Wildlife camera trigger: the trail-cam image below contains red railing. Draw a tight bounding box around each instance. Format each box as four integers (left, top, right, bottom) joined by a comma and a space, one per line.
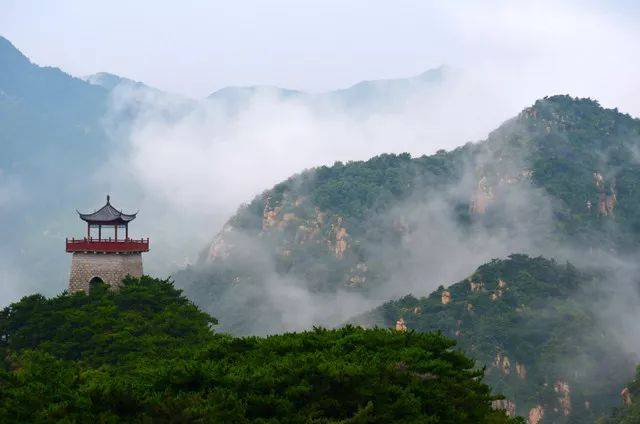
66, 238, 150, 253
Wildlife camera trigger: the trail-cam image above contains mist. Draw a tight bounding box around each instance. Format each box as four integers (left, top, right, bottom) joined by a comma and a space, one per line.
92, 21, 640, 335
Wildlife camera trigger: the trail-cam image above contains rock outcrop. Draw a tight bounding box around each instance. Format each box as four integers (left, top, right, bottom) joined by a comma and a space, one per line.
622, 387, 633, 406
494, 352, 511, 375
528, 405, 544, 424
330, 217, 349, 259
395, 318, 407, 332
593, 172, 617, 216
554, 380, 571, 416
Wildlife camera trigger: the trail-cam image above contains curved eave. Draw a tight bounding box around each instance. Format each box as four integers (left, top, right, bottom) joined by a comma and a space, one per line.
77, 212, 137, 225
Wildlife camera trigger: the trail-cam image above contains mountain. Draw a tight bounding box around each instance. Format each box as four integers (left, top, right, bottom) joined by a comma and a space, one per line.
0, 36, 108, 173
176, 95, 640, 334
0, 36, 114, 295
84, 71, 153, 91
205, 66, 448, 115
324, 66, 447, 110
353, 254, 637, 422
174, 95, 640, 421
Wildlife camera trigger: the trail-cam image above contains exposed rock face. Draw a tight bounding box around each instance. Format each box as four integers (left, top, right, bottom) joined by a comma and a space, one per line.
330, 217, 349, 259
494, 352, 511, 375
262, 194, 282, 230
346, 275, 365, 287
593, 171, 604, 189
206, 223, 234, 260
528, 405, 544, 424
469, 170, 533, 215
294, 208, 324, 244
469, 280, 485, 292
470, 176, 493, 214
491, 399, 516, 417
554, 380, 572, 416
282, 212, 298, 223
395, 318, 407, 332
441, 290, 451, 305
346, 263, 368, 287
491, 278, 508, 300
593, 171, 617, 216
622, 387, 633, 406
516, 362, 527, 379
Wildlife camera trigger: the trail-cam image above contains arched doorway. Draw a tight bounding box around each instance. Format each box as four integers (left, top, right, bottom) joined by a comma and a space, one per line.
88, 276, 105, 291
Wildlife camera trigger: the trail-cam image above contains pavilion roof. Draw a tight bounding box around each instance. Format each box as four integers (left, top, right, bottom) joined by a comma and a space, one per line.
77, 196, 137, 225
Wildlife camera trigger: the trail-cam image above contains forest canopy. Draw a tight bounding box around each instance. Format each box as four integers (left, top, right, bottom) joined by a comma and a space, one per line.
0, 276, 519, 423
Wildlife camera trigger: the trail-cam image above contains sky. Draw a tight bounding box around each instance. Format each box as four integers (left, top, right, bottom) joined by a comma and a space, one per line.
2, 0, 639, 99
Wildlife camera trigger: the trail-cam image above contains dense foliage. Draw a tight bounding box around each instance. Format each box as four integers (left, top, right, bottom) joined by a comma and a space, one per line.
0, 276, 217, 366
355, 255, 636, 422
0, 277, 518, 423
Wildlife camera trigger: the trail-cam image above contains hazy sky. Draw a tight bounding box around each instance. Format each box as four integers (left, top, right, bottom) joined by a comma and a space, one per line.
3, 0, 639, 98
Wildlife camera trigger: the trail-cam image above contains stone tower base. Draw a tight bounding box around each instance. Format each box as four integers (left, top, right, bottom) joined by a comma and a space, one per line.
69, 252, 143, 293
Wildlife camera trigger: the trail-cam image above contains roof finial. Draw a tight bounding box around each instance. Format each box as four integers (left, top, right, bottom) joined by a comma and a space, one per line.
107, 195, 110, 204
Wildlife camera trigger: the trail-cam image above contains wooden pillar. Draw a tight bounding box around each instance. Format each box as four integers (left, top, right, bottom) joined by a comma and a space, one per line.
115, 225, 118, 241
98, 225, 102, 240
125, 224, 129, 240
87, 224, 90, 239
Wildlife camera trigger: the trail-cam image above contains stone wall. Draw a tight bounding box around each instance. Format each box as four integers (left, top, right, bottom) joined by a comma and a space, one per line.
69, 252, 143, 293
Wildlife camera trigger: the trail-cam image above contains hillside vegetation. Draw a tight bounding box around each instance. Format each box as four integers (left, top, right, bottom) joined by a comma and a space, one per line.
0, 277, 517, 423
178, 95, 640, 334
354, 255, 636, 422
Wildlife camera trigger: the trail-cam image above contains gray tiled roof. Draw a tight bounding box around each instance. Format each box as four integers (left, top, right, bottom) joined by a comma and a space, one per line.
78, 196, 137, 224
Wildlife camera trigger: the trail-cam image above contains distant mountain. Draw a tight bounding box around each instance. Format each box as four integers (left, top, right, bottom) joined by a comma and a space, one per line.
207, 85, 306, 114
0, 36, 115, 294
0, 36, 108, 172
353, 254, 636, 422
205, 66, 448, 114
325, 66, 447, 110
85, 72, 154, 92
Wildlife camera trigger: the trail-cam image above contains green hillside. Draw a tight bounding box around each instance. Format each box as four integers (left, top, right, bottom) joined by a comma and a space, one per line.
354, 255, 636, 422
177, 95, 640, 335
0, 277, 517, 423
